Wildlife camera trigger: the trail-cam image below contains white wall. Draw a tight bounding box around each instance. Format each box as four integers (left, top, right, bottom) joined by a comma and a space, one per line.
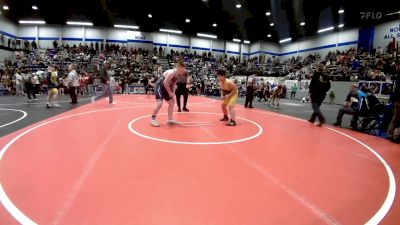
260, 42, 280, 57
249, 42, 261, 58
105, 28, 127, 46
61, 26, 83, 46
280, 28, 359, 60
242, 44, 249, 54
168, 34, 190, 51
18, 25, 36, 40
85, 27, 104, 41
127, 30, 152, 50
241, 44, 250, 61
211, 39, 225, 56
38, 26, 60, 49
191, 37, 211, 53
226, 41, 240, 58
373, 20, 400, 50
280, 42, 299, 61
152, 32, 167, 45
0, 16, 17, 38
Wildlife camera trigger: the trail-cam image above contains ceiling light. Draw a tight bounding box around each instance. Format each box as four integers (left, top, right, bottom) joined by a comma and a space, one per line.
213, 23, 217, 27
3, 5, 9, 10
317, 26, 334, 33
270, 23, 274, 26
197, 33, 217, 39
236, 4, 242, 8
338, 24, 344, 28
19, 20, 46, 24
185, 18, 190, 23
66, 21, 93, 26
32, 5, 38, 10
159, 28, 182, 34
114, 24, 139, 29
279, 38, 292, 43
300, 22, 305, 26
267, 34, 272, 38
338, 9, 344, 14
233, 39, 241, 42
386, 11, 400, 16
266, 12, 271, 16
148, 14, 152, 18
244, 40, 250, 44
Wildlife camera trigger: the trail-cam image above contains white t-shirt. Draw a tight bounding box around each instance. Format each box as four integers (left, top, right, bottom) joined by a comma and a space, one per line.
32, 75, 39, 85
15, 73, 22, 85
110, 76, 116, 87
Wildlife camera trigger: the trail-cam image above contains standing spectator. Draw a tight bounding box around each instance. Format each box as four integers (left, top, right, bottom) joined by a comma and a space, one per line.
53, 40, 58, 49
58, 76, 65, 95
86, 73, 94, 95
31, 40, 37, 50
142, 75, 150, 95
109, 75, 116, 94
78, 75, 87, 95
290, 82, 298, 100
121, 76, 126, 95
91, 62, 116, 104
31, 72, 40, 95
24, 40, 29, 50
15, 69, 23, 96
244, 74, 256, 108
308, 63, 330, 126
67, 64, 79, 104
22, 69, 37, 102
387, 73, 400, 142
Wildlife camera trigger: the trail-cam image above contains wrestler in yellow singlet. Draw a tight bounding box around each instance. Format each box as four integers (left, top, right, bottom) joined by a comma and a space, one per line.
217, 69, 238, 126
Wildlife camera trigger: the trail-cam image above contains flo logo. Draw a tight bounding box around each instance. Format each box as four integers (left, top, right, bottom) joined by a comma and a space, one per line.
360, 12, 382, 20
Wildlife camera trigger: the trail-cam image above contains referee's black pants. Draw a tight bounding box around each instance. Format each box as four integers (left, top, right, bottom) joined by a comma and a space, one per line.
245, 86, 254, 107
176, 83, 189, 110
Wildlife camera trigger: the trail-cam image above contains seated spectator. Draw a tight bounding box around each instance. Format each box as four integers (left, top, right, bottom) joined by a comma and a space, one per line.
333, 84, 360, 128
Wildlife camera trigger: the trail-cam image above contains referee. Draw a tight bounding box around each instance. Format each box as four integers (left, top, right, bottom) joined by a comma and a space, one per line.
175, 71, 190, 112
245, 74, 256, 108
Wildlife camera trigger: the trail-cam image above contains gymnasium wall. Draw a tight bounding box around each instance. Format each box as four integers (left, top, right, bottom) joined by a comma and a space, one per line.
0, 16, 18, 39
278, 28, 359, 61
1, 14, 398, 63
211, 39, 225, 56
373, 20, 400, 50
38, 26, 61, 49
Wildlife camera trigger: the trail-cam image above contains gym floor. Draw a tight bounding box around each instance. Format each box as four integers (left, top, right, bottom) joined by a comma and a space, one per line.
0, 94, 399, 225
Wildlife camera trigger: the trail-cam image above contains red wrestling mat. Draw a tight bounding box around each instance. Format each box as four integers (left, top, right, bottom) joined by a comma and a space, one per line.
0, 95, 399, 225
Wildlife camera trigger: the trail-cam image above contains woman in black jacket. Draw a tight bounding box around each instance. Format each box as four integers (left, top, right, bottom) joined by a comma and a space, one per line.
308, 63, 331, 126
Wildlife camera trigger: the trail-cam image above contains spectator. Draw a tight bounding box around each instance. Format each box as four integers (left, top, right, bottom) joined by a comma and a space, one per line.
14, 69, 23, 96
91, 62, 116, 104
67, 64, 79, 104
333, 84, 360, 128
